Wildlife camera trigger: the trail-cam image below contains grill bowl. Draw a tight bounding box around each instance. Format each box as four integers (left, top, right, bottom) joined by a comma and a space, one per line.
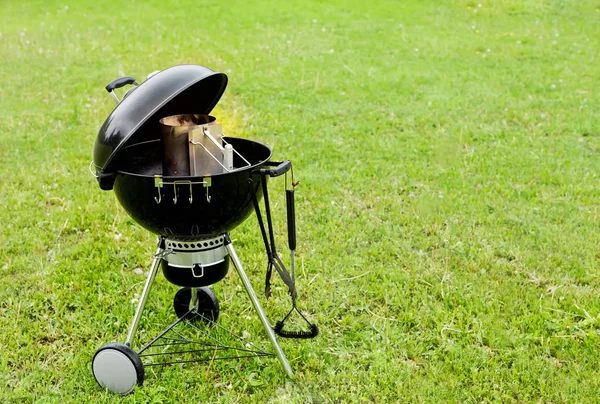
111, 137, 271, 240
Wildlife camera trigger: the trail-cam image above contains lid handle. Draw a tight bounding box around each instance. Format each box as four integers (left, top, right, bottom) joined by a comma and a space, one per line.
105, 76, 139, 103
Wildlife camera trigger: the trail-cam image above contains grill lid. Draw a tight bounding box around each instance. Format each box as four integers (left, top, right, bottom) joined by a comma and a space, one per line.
93, 65, 228, 179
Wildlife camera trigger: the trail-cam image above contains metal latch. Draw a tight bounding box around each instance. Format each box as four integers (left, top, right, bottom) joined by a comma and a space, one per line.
191, 264, 204, 278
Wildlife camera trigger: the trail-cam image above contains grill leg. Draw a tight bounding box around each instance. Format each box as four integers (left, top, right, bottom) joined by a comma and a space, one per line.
190, 287, 199, 311
224, 236, 294, 378
124, 238, 164, 347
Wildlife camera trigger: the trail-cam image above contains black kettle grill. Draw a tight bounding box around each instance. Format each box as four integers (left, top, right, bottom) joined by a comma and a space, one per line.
89, 65, 317, 395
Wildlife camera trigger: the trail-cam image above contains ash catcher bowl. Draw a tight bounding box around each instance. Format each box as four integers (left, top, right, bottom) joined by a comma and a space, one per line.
89, 65, 317, 395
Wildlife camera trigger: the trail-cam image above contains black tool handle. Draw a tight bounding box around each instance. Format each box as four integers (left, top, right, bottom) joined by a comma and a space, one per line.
105, 76, 137, 93
286, 189, 296, 251
256, 160, 291, 177
274, 322, 319, 339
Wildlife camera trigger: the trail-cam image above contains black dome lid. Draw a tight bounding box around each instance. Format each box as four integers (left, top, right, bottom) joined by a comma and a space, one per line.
93, 65, 227, 174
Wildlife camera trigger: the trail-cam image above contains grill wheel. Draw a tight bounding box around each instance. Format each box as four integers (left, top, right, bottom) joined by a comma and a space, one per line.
173, 286, 219, 323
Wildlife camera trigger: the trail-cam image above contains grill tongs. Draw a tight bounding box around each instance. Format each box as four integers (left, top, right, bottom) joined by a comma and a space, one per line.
251, 161, 319, 339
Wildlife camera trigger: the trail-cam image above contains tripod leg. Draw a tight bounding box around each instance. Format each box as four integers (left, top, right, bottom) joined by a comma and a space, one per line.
224, 236, 294, 378
125, 238, 164, 348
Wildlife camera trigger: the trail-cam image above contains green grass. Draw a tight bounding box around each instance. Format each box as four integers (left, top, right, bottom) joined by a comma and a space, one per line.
1, 0, 600, 401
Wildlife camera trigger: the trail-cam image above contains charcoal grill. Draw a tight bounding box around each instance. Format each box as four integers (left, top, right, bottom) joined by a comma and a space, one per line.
89, 65, 317, 395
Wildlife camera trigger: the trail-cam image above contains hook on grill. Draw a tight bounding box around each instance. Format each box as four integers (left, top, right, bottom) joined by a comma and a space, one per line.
154, 176, 212, 205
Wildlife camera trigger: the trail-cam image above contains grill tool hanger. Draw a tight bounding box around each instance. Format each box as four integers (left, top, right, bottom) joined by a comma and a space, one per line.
154, 176, 212, 205
251, 161, 319, 339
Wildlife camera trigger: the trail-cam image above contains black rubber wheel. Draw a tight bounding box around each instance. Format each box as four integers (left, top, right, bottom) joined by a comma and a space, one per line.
92, 342, 144, 395
173, 286, 219, 323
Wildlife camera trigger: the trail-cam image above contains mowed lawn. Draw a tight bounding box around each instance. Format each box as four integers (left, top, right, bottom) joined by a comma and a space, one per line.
1, 0, 599, 402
